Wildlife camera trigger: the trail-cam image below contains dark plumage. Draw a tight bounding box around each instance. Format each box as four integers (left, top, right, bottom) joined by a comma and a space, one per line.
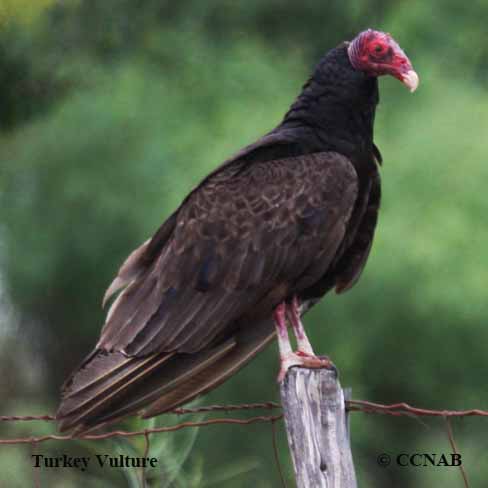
57, 30, 418, 433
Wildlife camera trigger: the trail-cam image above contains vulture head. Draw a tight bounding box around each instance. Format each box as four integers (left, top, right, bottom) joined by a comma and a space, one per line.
348, 29, 419, 92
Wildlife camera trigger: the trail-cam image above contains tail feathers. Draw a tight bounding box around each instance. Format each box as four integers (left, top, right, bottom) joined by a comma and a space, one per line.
88, 337, 238, 432
57, 319, 276, 434
57, 351, 174, 433
142, 319, 275, 417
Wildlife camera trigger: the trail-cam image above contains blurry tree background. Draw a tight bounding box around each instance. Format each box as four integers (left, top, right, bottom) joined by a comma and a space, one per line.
1, 1, 488, 487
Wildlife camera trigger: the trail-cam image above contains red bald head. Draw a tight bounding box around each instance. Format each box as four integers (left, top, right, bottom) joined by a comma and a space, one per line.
348, 29, 419, 92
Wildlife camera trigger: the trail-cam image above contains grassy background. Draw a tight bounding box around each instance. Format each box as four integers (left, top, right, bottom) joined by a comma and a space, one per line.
1, 1, 487, 486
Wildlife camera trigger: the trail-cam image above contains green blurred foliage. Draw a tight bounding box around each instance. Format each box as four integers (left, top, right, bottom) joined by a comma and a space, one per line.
1, 1, 488, 487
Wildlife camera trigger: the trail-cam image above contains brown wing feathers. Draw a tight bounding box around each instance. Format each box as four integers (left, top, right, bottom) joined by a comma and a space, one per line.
57, 151, 359, 433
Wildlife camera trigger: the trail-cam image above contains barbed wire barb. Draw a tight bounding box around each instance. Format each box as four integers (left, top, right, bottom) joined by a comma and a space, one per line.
2, 399, 488, 446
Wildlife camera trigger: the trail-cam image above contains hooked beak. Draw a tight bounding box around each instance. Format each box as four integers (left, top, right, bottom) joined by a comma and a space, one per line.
400, 70, 419, 93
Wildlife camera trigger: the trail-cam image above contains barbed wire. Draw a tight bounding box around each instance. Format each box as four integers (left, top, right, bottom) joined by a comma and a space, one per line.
0, 415, 284, 445
1, 399, 487, 446
2, 398, 479, 488
347, 400, 488, 418
0, 402, 282, 424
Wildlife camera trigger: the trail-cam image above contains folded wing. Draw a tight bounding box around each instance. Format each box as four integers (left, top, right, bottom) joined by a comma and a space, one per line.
57, 150, 358, 432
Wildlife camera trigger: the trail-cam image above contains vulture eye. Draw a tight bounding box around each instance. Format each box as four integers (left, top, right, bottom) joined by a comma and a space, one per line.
374, 44, 383, 53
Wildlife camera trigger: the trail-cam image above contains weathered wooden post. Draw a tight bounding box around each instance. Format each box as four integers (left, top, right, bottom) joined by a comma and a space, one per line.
280, 368, 357, 487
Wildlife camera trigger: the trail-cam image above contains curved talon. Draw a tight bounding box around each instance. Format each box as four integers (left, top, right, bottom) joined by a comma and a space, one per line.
277, 352, 333, 383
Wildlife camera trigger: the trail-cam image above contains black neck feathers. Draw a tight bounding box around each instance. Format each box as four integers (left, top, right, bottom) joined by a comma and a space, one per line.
279, 44, 379, 166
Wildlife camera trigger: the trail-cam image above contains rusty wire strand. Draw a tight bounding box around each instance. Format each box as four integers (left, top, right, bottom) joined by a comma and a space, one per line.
0, 414, 284, 445
1, 399, 488, 446
346, 400, 488, 417
0, 402, 282, 423
3, 399, 488, 424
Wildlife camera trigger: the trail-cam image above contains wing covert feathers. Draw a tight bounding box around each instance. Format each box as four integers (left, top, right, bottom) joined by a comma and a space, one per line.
58, 150, 363, 433
97, 152, 358, 356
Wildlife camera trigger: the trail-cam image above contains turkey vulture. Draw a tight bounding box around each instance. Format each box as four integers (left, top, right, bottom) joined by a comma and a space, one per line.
57, 29, 418, 433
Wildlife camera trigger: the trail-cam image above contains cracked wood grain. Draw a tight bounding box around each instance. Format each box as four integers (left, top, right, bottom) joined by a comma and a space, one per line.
280, 368, 357, 488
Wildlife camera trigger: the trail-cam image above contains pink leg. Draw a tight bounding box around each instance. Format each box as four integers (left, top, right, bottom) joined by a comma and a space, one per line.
274, 302, 292, 356
288, 295, 315, 356
274, 299, 332, 383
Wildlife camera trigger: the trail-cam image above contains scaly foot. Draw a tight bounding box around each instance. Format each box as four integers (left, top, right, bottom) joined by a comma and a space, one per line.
277, 352, 334, 383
